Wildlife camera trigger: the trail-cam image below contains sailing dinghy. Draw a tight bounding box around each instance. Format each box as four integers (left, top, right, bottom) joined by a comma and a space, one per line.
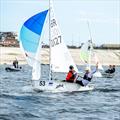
79, 21, 104, 78
5, 67, 21, 72
80, 40, 104, 77
19, 0, 94, 92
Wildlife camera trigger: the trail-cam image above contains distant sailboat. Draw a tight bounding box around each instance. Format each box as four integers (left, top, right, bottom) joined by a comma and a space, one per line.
80, 21, 104, 77
19, 0, 94, 92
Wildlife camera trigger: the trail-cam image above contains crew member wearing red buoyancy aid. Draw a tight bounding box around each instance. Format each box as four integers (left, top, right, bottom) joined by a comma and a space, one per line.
66, 64, 98, 86
66, 65, 78, 82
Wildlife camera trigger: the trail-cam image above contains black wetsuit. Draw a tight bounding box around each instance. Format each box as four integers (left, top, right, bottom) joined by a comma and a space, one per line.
105, 68, 115, 74
76, 68, 97, 86
13, 60, 18, 68
76, 73, 92, 86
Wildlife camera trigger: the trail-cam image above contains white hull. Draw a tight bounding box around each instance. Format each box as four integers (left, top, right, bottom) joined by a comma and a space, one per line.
32, 80, 94, 93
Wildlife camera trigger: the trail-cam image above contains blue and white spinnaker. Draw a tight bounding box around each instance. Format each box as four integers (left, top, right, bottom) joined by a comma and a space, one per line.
20, 10, 48, 80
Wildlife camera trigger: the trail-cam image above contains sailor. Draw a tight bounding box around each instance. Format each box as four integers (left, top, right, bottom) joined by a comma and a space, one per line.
105, 65, 112, 73
66, 64, 98, 86
13, 58, 18, 68
66, 65, 78, 83
76, 64, 98, 86
111, 65, 115, 73
105, 65, 115, 74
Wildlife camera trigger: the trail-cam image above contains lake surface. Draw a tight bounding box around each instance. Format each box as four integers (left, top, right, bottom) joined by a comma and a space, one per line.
0, 65, 120, 120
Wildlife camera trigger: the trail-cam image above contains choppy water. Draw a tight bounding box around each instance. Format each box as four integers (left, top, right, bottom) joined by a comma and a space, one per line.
0, 65, 120, 120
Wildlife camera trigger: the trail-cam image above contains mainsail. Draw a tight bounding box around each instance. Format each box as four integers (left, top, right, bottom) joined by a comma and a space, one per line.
20, 10, 48, 80
80, 40, 103, 77
80, 40, 93, 68
50, 2, 78, 73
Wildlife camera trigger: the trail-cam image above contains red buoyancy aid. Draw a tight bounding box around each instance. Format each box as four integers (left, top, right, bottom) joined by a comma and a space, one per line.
66, 70, 76, 82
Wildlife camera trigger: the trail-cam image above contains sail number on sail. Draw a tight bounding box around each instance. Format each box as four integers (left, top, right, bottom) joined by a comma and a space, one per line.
51, 35, 61, 47
51, 19, 57, 28
51, 19, 62, 47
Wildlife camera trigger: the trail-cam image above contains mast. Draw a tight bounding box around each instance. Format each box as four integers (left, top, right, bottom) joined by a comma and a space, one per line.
87, 21, 92, 42
88, 41, 92, 70
49, 0, 53, 83
87, 21, 92, 69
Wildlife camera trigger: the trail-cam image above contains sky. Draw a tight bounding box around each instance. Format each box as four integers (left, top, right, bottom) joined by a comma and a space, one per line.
0, 0, 120, 46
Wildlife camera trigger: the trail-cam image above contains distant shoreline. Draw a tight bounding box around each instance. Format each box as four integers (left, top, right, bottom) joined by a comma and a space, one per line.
1, 46, 120, 50
0, 47, 120, 65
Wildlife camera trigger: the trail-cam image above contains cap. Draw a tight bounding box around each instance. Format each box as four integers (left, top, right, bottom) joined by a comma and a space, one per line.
85, 67, 90, 71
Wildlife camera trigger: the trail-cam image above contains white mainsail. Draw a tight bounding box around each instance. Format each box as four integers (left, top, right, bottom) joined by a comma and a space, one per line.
80, 40, 103, 77
50, 2, 78, 73
80, 40, 93, 67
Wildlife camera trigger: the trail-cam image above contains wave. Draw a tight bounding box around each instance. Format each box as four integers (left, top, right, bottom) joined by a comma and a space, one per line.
95, 88, 120, 92
0, 93, 35, 101
0, 112, 40, 120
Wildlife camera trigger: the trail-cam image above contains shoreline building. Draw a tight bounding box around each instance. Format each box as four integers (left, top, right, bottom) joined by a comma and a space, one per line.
0, 32, 19, 47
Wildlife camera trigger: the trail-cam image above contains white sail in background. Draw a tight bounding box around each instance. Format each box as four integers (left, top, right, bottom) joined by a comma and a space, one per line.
93, 53, 104, 70
93, 71, 102, 77
93, 53, 103, 77
80, 40, 103, 77
80, 40, 93, 66
50, 2, 78, 73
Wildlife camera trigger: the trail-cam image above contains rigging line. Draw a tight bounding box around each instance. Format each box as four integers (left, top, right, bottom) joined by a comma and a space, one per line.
87, 21, 93, 42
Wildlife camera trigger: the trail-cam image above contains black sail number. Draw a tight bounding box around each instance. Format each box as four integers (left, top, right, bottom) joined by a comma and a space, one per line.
39, 81, 45, 86
51, 36, 62, 47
